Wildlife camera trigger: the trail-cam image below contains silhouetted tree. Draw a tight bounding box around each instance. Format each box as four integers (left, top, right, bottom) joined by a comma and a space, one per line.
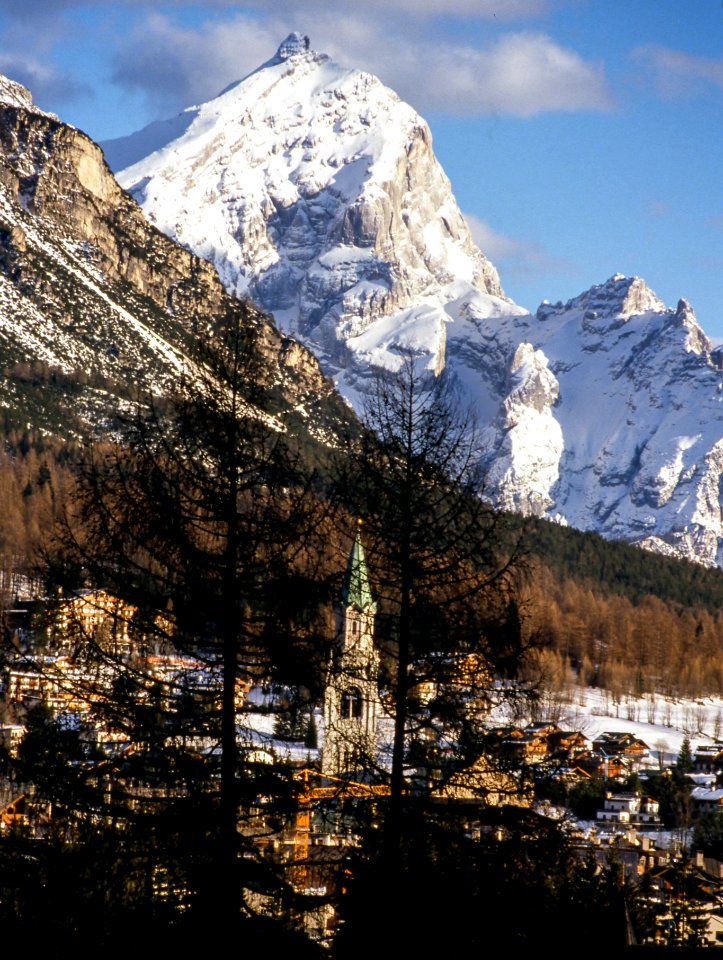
331, 355, 534, 951
34, 301, 329, 936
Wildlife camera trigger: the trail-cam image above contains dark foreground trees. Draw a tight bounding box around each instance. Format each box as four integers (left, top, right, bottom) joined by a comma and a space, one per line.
326, 355, 551, 949
10, 301, 330, 941
325, 356, 648, 953
1, 331, 648, 950
339, 355, 528, 813
334, 805, 645, 956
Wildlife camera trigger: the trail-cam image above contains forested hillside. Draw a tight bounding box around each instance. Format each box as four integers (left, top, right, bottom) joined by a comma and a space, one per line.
3, 429, 723, 707
524, 516, 723, 610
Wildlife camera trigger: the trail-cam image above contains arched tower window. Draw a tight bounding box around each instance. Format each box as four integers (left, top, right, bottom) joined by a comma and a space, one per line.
340, 688, 363, 720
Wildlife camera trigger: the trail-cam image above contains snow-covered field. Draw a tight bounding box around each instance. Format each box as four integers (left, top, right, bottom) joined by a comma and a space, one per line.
504, 687, 723, 767
243, 684, 723, 769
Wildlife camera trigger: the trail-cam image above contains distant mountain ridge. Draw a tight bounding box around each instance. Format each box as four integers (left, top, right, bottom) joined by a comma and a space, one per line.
105, 35, 723, 568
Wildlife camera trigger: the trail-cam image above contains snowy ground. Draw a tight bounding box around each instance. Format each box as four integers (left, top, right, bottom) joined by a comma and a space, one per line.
242, 685, 723, 770
495, 686, 723, 768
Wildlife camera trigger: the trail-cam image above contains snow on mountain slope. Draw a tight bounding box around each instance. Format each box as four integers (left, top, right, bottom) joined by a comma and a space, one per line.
0, 75, 56, 119
0, 73, 344, 439
110, 33, 510, 382
478, 275, 723, 566
108, 36, 723, 567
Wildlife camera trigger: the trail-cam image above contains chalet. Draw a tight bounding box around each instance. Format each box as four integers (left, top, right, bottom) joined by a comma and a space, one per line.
691, 786, 723, 815
0, 790, 51, 836
576, 751, 626, 780
525, 721, 560, 738
0, 723, 26, 756
547, 729, 590, 759
432, 752, 533, 807
694, 743, 723, 774
593, 732, 650, 760
6, 656, 93, 714
646, 859, 723, 946
596, 792, 661, 826
53, 588, 136, 656
504, 731, 550, 762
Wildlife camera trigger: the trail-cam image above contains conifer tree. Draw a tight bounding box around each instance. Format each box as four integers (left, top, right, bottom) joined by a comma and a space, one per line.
677, 735, 694, 774
36, 301, 329, 937
331, 354, 532, 952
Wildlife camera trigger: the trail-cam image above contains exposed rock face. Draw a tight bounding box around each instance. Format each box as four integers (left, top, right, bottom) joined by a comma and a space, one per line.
109, 35, 508, 385
482, 274, 723, 566
101, 45, 723, 568
481, 342, 563, 517
0, 76, 54, 116
0, 79, 343, 437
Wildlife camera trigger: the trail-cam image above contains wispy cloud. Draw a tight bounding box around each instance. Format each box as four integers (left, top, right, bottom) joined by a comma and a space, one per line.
334, 26, 613, 117
0, 52, 87, 105
465, 213, 573, 279
633, 44, 723, 100
109, 10, 612, 119
0, 0, 548, 20
110, 13, 287, 111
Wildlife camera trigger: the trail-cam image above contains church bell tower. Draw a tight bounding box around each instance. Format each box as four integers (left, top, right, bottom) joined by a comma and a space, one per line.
321, 524, 380, 776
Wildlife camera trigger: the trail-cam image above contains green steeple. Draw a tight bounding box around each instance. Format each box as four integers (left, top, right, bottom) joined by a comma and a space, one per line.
342, 525, 376, 612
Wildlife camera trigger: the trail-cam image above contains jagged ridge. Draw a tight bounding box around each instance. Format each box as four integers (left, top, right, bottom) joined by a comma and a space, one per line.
0, 82, 347, 441
11, 40, 716, 570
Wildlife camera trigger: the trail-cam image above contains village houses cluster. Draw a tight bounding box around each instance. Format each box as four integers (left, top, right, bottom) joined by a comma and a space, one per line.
3, 532, 723, 945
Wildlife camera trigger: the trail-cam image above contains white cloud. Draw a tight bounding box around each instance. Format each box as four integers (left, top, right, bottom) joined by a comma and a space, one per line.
110, 11, 613, 119
465, 213, 572, 278
0, 0, 548, 20
111, 12, 287, 110
0, 51, 86, 105
633, 45, 723, 100
387, 30, 613, 116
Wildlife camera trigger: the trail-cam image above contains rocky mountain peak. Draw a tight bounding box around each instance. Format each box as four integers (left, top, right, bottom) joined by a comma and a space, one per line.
0, 81, 344, 439
537, 274, 665, 326
101, 44, 723, 570
674, 297, 711, 355
110, 39, 508, 384
276, 32, 314, 61
0, 74, 56, 120
617, 275, 665, 318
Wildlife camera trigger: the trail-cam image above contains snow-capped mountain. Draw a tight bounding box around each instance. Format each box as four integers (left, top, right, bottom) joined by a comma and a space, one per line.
478, 275, 723, 566
107, 33, 513, 400
0, 72, 344, 439
103, 35, 723, 567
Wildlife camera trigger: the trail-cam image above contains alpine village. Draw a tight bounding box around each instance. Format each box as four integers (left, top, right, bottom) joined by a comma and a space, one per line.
3, 30, 723, 955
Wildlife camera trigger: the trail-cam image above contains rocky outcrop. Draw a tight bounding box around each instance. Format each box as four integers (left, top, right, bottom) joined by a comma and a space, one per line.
111, 35, 507, 377
0, 77, 343, 437
482, 343, 563, 517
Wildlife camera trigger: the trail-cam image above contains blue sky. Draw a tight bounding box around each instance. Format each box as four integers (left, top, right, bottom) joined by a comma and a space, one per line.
0, 0, 720, 335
